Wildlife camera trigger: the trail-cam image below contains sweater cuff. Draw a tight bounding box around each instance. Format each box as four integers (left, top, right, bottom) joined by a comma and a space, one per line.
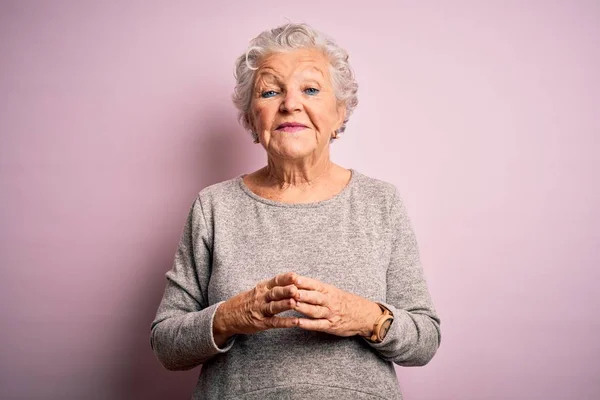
360, 302, 415, 355
204, 301, 236, 353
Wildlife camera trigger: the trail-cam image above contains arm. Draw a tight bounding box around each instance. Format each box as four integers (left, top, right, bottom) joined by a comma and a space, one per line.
364, 189, 441, 366
150, 196, 235, 371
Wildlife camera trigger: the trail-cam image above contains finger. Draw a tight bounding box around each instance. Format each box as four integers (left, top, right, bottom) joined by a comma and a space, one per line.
266, 272, 298, 289
296, 289, 327, 306
261, 298, 297, 316
297, 318, 331, 332
264, 316, 299, 329
265, 284, 298, 302
295, 302, 330, 319
294, 275, 327, 292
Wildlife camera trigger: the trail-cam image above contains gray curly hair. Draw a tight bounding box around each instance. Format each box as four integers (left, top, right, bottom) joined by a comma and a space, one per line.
232, 23, 359, 142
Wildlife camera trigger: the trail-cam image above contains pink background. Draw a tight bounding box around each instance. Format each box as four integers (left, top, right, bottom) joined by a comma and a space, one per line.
1, 1, 599, 399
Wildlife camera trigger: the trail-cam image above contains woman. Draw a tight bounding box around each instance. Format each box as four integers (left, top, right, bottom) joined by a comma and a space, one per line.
151, 23, 441, 399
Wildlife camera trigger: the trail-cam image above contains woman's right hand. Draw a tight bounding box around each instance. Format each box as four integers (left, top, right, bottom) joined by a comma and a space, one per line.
212, 272, 301, 347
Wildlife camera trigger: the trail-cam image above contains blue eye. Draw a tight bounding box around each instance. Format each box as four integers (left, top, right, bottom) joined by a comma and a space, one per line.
304, 87, 320, 96
261, 90, 278, 98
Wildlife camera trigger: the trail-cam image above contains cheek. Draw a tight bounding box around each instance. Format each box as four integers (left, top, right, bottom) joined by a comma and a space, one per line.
253, 105, 276, 130
310, 101, 340, 131
250, 108, 264, 130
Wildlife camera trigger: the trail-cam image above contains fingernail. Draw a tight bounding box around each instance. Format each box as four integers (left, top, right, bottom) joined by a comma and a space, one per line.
297, 278, 302, 284
296, 302, 302, 307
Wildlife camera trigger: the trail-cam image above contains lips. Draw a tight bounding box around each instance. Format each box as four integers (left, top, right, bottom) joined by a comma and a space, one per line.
276, 122, 308, 133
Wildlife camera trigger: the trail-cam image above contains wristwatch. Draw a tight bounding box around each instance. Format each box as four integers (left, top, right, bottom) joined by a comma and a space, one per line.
365, 303, 394, 343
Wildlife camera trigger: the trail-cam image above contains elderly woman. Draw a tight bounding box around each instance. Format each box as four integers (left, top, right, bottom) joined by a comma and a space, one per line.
151, 23, 441, 399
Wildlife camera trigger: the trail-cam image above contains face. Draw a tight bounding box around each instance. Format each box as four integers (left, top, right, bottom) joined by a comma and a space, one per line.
249, 48, 346, 161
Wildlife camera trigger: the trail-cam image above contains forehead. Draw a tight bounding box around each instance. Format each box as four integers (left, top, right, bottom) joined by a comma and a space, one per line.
255, 48, 331, 81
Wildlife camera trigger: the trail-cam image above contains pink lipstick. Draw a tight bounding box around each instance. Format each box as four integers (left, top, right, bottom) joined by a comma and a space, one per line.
276, 122, 308, 133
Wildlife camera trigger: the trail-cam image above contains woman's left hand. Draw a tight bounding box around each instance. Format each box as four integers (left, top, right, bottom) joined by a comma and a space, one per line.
291, 275, 383, 337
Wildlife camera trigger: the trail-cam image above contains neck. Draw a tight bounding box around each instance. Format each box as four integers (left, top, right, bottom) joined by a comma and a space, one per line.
263, 154, 334, 189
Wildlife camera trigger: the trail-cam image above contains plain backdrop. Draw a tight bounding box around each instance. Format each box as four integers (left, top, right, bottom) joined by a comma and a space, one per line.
1, 1, 599, 399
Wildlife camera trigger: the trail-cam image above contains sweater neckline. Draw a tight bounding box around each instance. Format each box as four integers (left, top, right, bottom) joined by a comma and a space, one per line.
237, 169, 357, 208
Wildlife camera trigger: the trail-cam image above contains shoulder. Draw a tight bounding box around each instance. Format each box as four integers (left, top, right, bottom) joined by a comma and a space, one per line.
197, 176, 240, 203
351, 170, 401, 211
351, 171, 415, 238
179, 177, 245, 232
190, 176, 248, 221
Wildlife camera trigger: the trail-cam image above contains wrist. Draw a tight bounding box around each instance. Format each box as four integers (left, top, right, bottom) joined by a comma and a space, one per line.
213, 301, 234, 347
359, 300, 384, 337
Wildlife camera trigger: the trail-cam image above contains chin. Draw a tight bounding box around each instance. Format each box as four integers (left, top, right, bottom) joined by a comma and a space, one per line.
277, 148, 315, 160
270, 136, 318, 159
275, 144, 317, 160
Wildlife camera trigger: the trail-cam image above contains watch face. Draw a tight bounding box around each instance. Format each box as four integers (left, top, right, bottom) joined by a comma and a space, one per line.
380, 319, 393, 340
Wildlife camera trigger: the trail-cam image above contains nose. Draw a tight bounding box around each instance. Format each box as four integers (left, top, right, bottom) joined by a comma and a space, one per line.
279, 90, 302, 113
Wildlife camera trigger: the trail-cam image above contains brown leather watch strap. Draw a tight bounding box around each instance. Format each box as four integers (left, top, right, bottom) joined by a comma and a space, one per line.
367, 303, 394, 343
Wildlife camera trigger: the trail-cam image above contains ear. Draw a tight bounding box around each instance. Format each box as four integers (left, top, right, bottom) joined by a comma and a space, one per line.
336, 101, 347, 130
245, 110, 261, 143
244, 112, 255, 133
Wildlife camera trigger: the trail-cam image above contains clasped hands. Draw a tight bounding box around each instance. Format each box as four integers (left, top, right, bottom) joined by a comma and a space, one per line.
213, 272, 382, 346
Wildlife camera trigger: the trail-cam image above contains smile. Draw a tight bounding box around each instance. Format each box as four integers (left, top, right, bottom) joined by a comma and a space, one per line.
276, 122, 308, 133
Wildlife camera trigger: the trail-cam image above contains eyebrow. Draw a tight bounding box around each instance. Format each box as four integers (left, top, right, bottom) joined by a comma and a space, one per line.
256, 65, 326, 82
306, 66, 325, 78
255, 69, 283, 83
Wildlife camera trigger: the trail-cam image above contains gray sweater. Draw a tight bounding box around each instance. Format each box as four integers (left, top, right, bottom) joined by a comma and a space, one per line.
150, 170, 441, 399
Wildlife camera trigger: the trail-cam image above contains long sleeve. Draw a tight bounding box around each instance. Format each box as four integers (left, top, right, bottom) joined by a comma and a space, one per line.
364, 189, 441, 366
150, 195, 235, 371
